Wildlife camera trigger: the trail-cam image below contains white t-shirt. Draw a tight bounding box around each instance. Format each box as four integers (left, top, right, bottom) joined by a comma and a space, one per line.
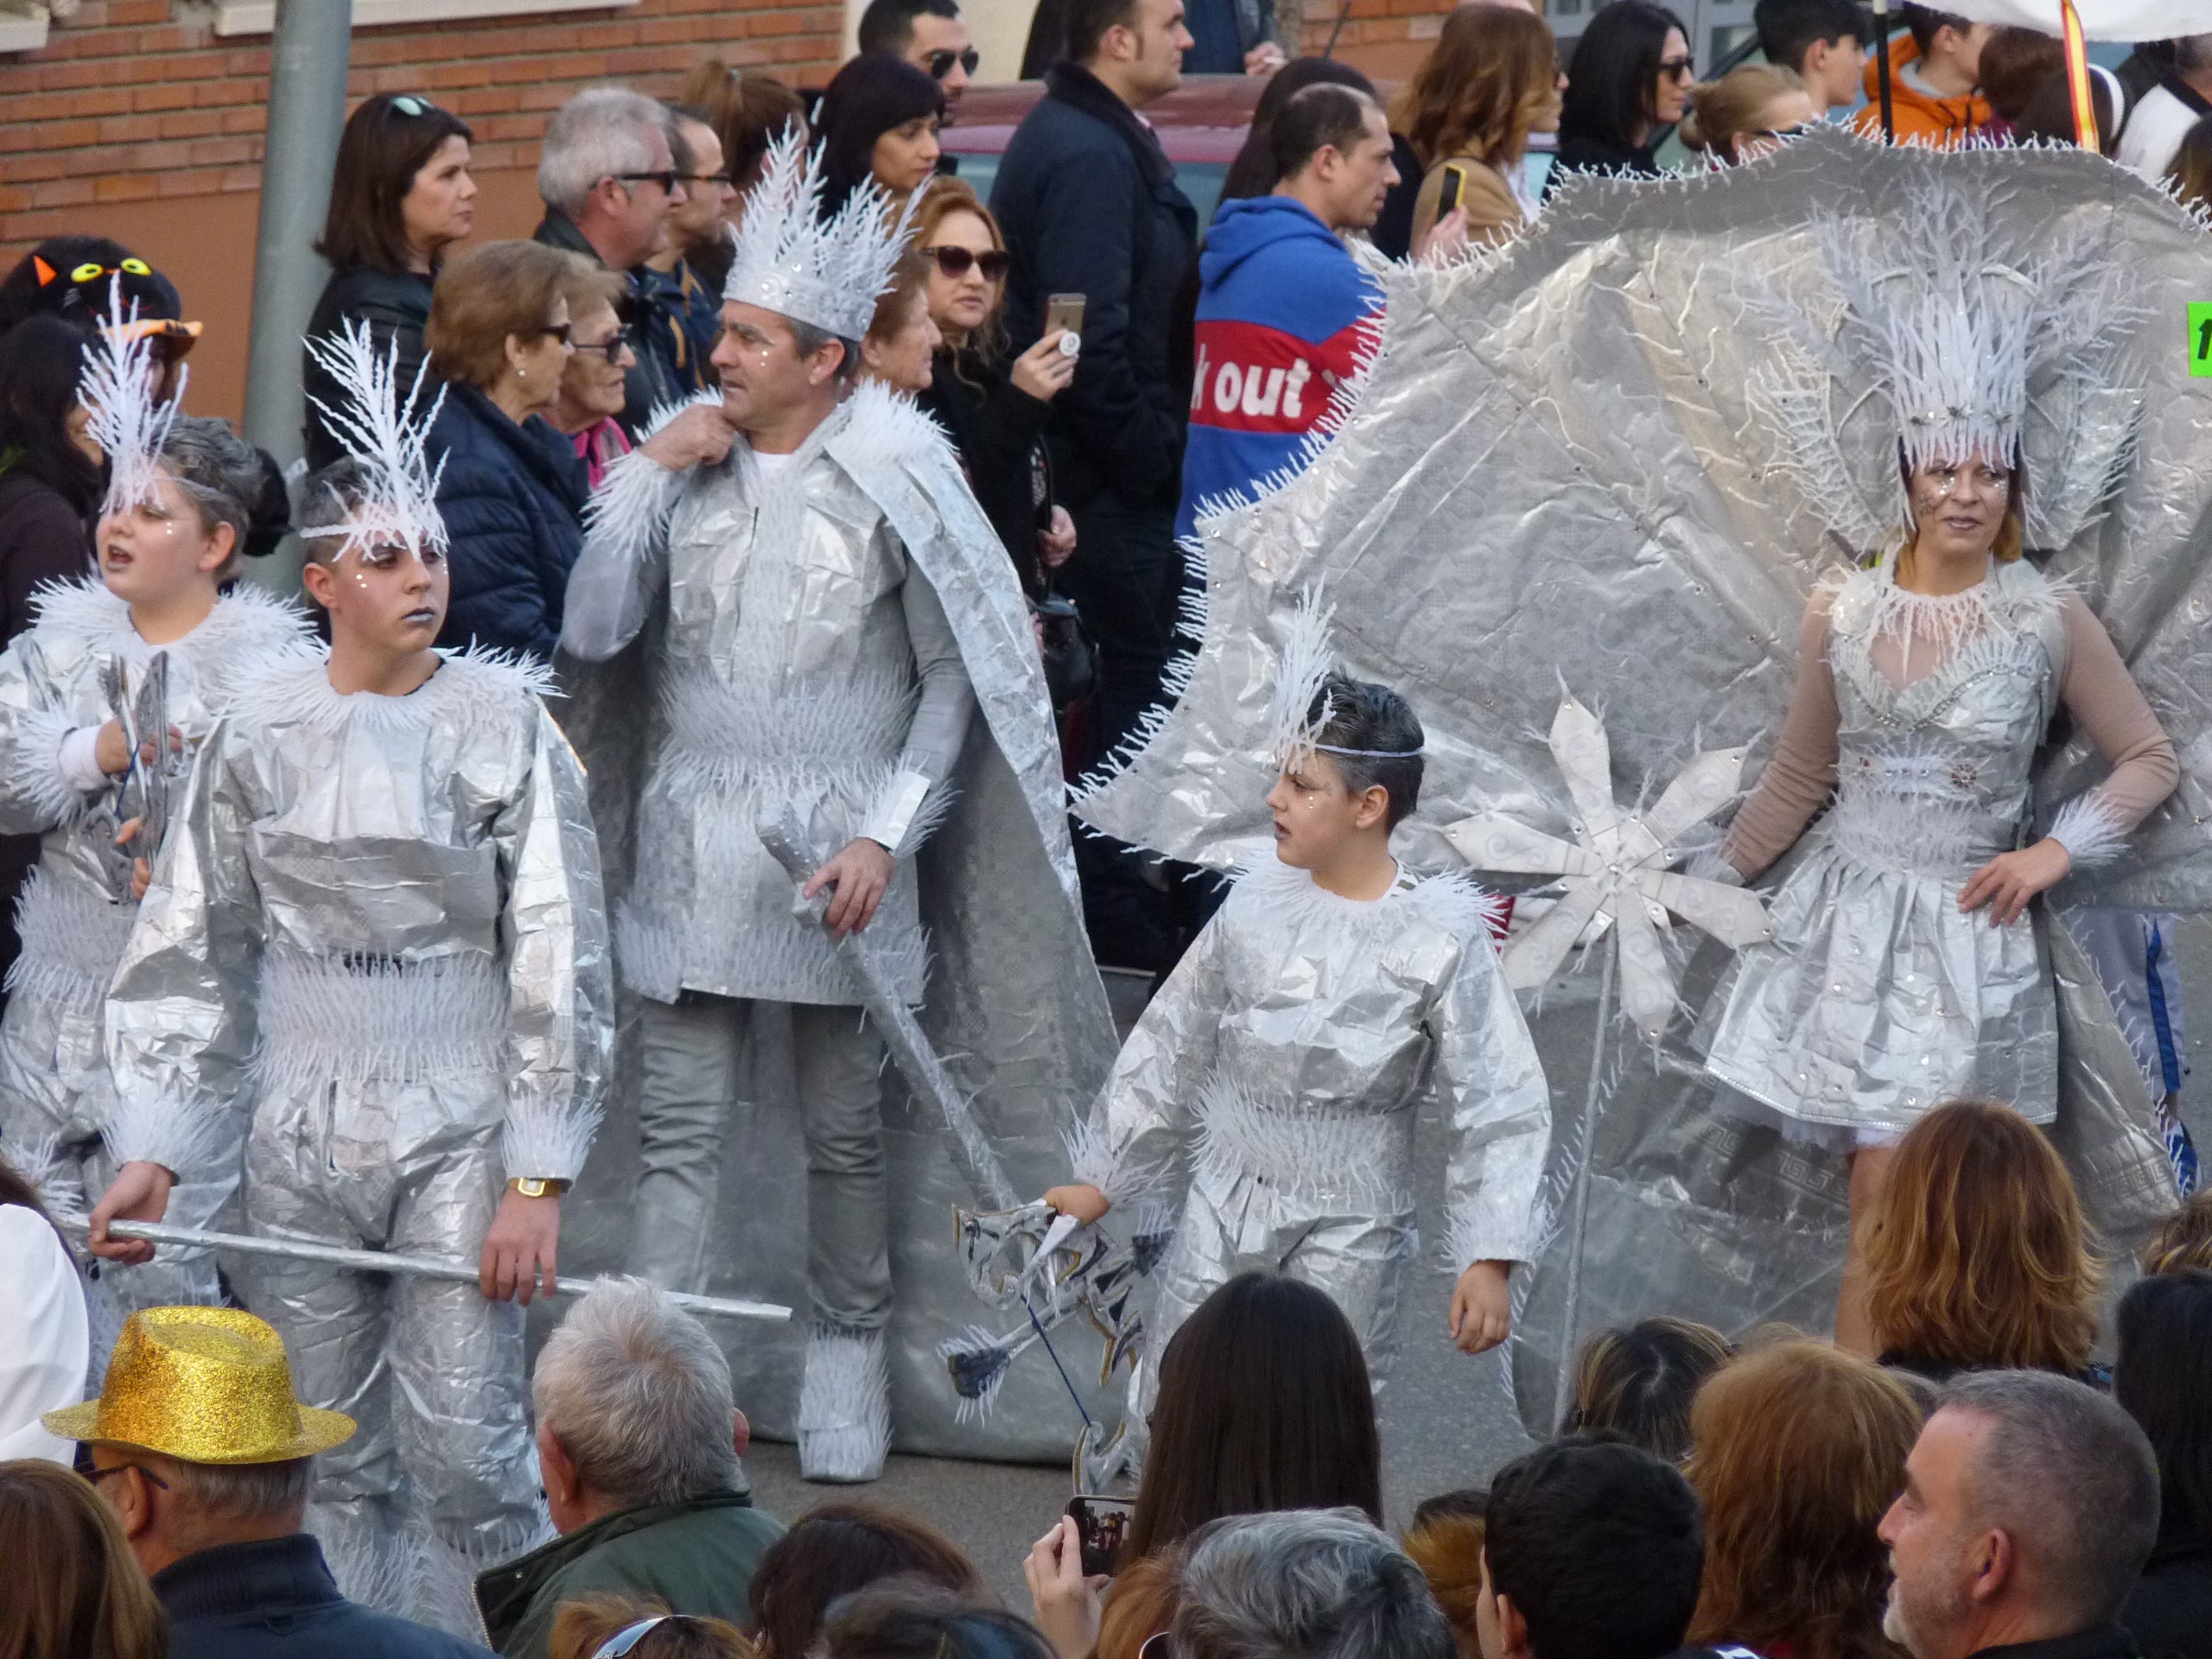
753, 448, 798, 480
0, 1205, 89, 1465
2117, 83, 2206, 185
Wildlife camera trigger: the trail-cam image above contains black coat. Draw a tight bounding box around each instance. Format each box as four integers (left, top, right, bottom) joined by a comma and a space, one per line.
1548, 128, 1664, 191
2126, 1530, 2212, 1659
304, 265, 438, 472
918, 347, 1052, 594
533, 210, 705, 439
991, 61, 1198, 513
154, 1534, 493, 1659
426, 382, 588, 660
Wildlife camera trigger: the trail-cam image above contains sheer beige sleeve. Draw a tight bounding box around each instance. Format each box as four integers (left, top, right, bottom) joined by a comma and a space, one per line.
2044, 594, 2179, 868
1722, 588, 1840, 881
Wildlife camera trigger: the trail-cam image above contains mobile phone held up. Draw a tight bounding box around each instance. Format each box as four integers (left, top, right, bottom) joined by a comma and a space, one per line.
1045, 292, 1087, 342
1436, 162, 1468, 219
1067, 1492, 1135, 1578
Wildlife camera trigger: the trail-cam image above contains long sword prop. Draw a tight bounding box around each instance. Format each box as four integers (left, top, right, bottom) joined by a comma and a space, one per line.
61, 1217, 790, 1324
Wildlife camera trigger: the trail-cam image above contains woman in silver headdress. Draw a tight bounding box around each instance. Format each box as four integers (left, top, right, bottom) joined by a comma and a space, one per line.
1701, 201, 2180, 1349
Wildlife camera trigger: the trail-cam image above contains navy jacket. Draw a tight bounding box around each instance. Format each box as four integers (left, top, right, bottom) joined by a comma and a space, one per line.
427, 382, 588, 660
154, 1533, 493, 1659
304, 264, 438, 472
991, 61, 1197, 512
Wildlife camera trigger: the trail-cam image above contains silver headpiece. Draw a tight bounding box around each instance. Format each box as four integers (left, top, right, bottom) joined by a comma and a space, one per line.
81, 276, 183, 517
1265, 591, 1424, 771
301, 319, 449, 559
723, 128, 914, 341
1761, 170, 2145, 549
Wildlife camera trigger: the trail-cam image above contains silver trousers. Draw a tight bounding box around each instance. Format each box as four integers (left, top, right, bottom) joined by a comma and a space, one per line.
632, 992, 892, 1329
241, 1071, 542, 1566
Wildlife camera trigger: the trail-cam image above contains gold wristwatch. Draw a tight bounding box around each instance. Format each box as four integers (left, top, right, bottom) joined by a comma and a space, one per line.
507, 1177, 571, 1199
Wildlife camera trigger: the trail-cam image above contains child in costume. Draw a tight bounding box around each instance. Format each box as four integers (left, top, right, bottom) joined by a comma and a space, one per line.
86, 327, 613, 1627
0, 302, 308, 1311
1044, 648, 1550, 1448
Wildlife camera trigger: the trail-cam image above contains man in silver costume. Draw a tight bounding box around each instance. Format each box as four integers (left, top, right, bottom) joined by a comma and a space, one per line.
0, 332, 308, 1315
88, 326, 613, 1630
1045, 654, 1549, 1471
561, 131, 1107, 1481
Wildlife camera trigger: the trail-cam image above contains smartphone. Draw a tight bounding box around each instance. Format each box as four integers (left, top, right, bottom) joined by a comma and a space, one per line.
1045, 292, 1087, 340
1067, 1492, 1135, 1577
1436, 162, 1469, 218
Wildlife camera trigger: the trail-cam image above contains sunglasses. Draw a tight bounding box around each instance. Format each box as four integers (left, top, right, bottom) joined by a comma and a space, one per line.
538, 321, 575, 346
922, 245, 1009, 281
1658, 55, 1695, 79
616, 170, 680, 193
572, 331, 626, 363
926, 47, 981, 78
1746, 123, 1815, 140
390, 94, 442, 118
677, 171, 734, 188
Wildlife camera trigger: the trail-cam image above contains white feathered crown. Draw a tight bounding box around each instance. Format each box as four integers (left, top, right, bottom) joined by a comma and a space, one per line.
1762, 170, 2145, 550
723, 127, 914, 341
300, 319, 448, 558
80, 276, 183, 516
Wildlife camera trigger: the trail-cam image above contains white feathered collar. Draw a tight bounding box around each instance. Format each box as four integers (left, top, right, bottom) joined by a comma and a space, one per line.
233, 644, 554, 736
1230, 855, 1503, 949
28, 575, 308, 665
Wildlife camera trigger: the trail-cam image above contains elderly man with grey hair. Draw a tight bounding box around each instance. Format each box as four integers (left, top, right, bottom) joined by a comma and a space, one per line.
473, 1278, 783, 1659
1173, 1508, 1455, 1659
1877, 1370, 2161, 1659
532, 85, 705, 435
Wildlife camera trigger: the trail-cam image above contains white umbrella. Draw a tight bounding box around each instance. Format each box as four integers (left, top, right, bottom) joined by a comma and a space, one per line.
1936, 0, 2212, 38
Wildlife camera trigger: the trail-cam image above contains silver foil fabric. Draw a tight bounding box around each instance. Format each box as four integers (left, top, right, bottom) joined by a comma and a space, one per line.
104, 647, 613, 1599
1074, 133, 2212, 1434
0, 579, 307, 1305
562, 382, 1118, 1459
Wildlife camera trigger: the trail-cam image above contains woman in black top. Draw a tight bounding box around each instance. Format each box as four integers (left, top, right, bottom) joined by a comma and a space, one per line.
906, 178, 1077, 597
305, 92, 479, 468
814, 52, 945, 218
1552, 0, 1693, 184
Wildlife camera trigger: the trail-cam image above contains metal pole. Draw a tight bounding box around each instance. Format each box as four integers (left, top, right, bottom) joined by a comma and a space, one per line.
1549, 942, 1617, 1428
1871, 0, 1895, 143
241, 0, 353, 598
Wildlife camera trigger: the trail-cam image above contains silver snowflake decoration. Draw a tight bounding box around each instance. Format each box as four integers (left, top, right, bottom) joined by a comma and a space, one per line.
1446, 696, 1771, 1037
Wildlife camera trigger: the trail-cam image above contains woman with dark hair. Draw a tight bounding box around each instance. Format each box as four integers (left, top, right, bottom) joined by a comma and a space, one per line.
0, 318, 100, 639
815, 51, 945, 214
305, 92, 479, 469
1560, 1315, 1732, 1460
821, 1583, 1054, 1659
0, 1147, 89, 1463
1551, 0, 1693, 183
1219, 57, 1380, 204
747, 1502, 985, 1659
2113, 1269, 2212, 1659
550, 1594, 752, 1659
1399, 4, 1567, 250
423, 238, 589, 661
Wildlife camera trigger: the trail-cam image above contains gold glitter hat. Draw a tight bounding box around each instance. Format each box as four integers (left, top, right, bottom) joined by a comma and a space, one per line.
42, 1306, 355, 1464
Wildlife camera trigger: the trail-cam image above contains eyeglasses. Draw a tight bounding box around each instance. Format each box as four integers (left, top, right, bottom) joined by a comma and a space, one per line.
616, 170, 681, 193
926, 47, 981, 79
677, 172, 734, 188
1659, 55, 1695, 79
1746, 123, 1815, 140
538, 321, 575, 346
920, 245, 1009, 281
86, 1463, 170, 1491
572, 331, 626, 363
390, 94, 441, 117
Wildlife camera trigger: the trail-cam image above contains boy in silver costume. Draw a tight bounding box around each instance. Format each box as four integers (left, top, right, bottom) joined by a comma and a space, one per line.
1044, 650, 1549, 1463
562, 133, 1107, 1482
0, 305, 308, 1312
88, 331, 613, 1628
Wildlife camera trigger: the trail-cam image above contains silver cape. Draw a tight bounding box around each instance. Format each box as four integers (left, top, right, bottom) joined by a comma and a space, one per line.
1072, 132, 2212, 1432
561, 381, 1118, 1459
0, 580, 308, 1305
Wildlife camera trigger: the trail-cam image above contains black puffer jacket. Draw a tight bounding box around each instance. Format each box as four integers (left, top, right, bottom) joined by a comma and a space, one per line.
424, 383, 587, 660
303, 264, 437, 471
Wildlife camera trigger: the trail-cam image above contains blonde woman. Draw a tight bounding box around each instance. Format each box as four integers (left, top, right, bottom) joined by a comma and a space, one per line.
1396, 4, 1567, 252
1679, 63, 1817, 165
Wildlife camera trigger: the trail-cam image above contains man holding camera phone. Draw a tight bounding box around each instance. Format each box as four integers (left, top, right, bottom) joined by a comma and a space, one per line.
994, 0, 1199, 969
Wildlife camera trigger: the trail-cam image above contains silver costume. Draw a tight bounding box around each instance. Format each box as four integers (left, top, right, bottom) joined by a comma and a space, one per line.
1067, 132, 2212, 1432
564, 380, 1115, 1471
1072, 856, 1548, 1411
104, 646, 612, 1619
0, 579, 307, 1306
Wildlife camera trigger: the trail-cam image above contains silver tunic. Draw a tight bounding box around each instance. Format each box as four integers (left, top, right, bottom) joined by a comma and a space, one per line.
104, 646, 613, 1614
0, 580, 308, 1306
1705, 554, 2073, 1136
1073, 857, 1549, 1389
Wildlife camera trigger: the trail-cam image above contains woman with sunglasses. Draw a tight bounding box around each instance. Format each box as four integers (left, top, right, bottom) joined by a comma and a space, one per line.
306, 92, 478, 471
1678, 63, 1816, 166
908, 178, 1077, 597
815, 51, 947, 215
1550, 0, 1694, 186
423, 239, 590, 662
546, 263, 639, 491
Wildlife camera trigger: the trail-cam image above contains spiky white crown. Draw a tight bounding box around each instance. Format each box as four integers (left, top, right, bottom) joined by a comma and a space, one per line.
1267, 589, 1339, 772
81, 276, 183, 516
300, 319, 449, 559
723, 128, 915, 342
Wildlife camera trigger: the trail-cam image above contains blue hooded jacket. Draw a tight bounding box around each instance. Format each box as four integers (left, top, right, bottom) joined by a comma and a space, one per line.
1177, 194, 1381, 540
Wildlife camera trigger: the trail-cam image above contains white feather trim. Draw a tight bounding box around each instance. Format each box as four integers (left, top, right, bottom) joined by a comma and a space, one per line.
229, 645, 550, 739
301, 317, 450, 558
99, 1090, 230, 1179
1190, 1071, 1416, 1213
5, 869, 138, 1010
2, 702, 88, 830
2047, 791, 2131, 872
725, 129, 915, 341
251, 949, 507, 1087
81, 276, 183, 515
12, 1133, 87, 1224
501, 1081, 602, 1185
797, 1324, 891, 1481
582, 447, 686, 578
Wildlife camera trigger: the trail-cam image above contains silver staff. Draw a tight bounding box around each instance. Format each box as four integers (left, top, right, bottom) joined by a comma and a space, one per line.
64, 1217, 790, 1324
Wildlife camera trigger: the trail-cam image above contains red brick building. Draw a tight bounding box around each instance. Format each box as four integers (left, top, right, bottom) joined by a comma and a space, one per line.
0, 0, 1447, 422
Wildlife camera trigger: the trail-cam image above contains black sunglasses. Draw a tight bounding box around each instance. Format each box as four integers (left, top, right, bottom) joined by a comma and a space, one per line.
537, 321, 575, 346
1658, 54, 1695, 79
921, 245, 1009, 280
571, 330, 626, 363
677, 171, 733, 188
926, 47, 981, 78
616, 170, 680, 193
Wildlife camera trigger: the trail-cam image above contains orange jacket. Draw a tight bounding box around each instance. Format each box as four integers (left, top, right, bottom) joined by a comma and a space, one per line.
1848, 33, 1990, 147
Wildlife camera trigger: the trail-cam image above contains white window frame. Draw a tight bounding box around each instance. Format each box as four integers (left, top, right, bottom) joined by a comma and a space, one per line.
203, 0, 639, 39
